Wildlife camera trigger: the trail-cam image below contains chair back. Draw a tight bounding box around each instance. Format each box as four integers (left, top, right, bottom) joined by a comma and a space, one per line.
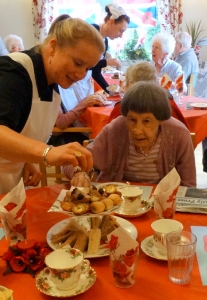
188, 73, 198, 96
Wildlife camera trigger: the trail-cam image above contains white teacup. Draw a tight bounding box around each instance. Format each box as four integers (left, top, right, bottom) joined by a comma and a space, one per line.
120, 186, 143, 213
151, 219, 183, 255
45, 248, 90, 290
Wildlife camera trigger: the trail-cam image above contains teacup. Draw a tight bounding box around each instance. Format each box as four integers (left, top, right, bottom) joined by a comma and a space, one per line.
120, 186, 143, 213
151, 219, 183, 255
45, 248, 90, 290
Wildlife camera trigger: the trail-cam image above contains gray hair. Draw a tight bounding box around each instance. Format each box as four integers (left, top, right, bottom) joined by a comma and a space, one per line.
4, 34, 24, 52
121, 81, 171, 120
125, 62, 158, 88
41, 18, 105, 54
152, 32, 175, 58
175, 31, 192, 49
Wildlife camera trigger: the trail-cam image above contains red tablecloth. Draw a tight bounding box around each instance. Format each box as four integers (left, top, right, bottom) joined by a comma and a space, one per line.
79, 95, 207, 147
0, 184, 207, 300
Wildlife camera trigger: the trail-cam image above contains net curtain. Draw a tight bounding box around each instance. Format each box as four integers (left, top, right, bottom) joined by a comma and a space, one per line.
157, 0, 183, 34
32, 0, 56, 43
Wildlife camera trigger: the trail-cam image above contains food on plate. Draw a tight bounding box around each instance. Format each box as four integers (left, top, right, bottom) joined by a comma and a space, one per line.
90, 201, 105, 213
100, 215, 120, 241
101, 198, 114, 210
0, 287, 13, 300
50, 216, 120, 254
87, 228, 101, 254
112, 72, 120, 79
60, 184, 122, 215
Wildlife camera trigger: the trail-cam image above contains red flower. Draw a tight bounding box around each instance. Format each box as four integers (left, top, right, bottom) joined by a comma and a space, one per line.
2, 240, 51, 277
109, 235, 119, 250
10, 256, 26, 272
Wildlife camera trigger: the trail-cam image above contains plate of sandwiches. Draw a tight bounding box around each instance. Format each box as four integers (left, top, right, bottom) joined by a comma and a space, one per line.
48, 184, 123, 216
46, 215, 137, 258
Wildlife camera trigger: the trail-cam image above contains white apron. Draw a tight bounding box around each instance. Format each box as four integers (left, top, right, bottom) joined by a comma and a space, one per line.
0, 52, 61, 194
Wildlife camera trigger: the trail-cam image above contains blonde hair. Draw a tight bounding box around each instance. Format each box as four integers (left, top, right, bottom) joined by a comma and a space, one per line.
125, 62, 158, 89
40, 18, 105, 54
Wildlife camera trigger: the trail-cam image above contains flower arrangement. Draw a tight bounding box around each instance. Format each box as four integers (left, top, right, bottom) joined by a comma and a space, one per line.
2, 240, 51, 277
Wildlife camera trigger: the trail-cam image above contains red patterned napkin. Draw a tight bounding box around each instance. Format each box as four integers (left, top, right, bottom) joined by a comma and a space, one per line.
160, 73, 172, 90
0, 178, 27, 244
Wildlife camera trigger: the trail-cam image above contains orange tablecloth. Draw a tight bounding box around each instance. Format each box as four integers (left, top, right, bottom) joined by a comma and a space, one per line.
79, 95, 207, 147
0, 184, 207, 300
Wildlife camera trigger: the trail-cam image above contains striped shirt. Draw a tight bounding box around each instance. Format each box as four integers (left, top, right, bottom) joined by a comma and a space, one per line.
123, 135, 161, 183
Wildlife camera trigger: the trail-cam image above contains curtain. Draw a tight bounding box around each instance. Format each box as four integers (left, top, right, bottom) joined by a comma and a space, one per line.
157, 0, 183, 34
32, 0, 56, 43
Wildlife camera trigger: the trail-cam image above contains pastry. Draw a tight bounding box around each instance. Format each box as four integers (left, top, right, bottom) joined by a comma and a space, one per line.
60, 201, 74, 212
108, 193, 122, 206
72, 203, 90, 215
101, 198, 114, 211
90, 201, 105, 214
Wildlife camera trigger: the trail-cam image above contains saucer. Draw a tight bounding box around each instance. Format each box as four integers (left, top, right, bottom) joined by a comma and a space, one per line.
140, 236, 167, 261
114, 201, 151, 218
36, 267, 96, 297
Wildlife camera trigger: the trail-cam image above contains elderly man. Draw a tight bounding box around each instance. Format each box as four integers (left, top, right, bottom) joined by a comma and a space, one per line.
0, 37, 8, 55
174, 31, 198, 84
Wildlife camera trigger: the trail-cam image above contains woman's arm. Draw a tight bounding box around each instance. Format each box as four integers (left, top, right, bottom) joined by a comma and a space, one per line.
0, 125, 93, 172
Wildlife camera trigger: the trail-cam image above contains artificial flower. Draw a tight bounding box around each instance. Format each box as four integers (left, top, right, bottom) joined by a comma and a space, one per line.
2, 240, 51, 277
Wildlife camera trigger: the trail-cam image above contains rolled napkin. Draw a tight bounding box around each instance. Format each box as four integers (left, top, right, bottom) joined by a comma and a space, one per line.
160, 73, 172, 90
0, 178, 27, 244
153, 168, 180, 219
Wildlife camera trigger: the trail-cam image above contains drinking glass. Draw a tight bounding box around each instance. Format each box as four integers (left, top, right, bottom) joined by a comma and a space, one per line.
166, 230, 197, 285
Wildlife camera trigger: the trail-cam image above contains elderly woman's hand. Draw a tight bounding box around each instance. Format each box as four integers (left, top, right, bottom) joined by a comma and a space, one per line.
83, 94, 105, 107
45, 142, 93, 174
70, 171, 91, 187
23, 163, 42, 187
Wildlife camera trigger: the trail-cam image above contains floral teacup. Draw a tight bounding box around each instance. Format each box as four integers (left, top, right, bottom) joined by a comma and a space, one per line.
45, 248, 90, 290
120, 186, 143, 213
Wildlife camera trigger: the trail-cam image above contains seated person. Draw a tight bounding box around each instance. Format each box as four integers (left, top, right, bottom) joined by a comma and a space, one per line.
0, 37, 8, 55
4, 34, 24, 53
152, 32, 187, 93
108, 61, 189, 129
63, 81, 196, 187
174, 32, 199, 84
48, 88, 106, 146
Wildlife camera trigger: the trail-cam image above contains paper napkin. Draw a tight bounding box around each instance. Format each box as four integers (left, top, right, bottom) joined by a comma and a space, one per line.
160, 73, 173, 90
153, 168, 181, 219
0, 178, 27, 244
107, 226, 138, 257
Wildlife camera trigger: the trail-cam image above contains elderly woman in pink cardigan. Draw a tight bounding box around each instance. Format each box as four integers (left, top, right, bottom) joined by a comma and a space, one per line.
63, 81, 196, 187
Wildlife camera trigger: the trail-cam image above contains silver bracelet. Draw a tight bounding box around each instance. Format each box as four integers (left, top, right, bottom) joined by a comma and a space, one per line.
42, 145, 53, 168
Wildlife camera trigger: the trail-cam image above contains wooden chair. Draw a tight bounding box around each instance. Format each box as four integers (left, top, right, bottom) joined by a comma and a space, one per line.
39, 126, 93, 187
187, 73, 198, 96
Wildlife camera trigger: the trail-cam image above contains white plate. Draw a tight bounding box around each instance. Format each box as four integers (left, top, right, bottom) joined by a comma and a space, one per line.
95, 182, 128, 189
36, 267, 96, 298
114, 202, 151, 218
102, 100, 113, 106
47, 187, 122, 216
189, 102, 207, 109
46, 216, 138, 258
0, 286, 13, 300
141, 235, 167, 261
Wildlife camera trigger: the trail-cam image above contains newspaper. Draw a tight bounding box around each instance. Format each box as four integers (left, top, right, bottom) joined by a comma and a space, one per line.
176, 186, 207, 213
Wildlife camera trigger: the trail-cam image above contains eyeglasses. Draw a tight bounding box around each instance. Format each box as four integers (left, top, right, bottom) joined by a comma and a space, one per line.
12, 45, 24, 51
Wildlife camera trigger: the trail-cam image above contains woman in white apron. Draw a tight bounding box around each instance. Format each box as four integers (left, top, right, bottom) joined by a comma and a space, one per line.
0, 18, 105, 194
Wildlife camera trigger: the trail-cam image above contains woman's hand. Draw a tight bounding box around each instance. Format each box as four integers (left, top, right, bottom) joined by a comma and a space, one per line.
82, 94, 106, 107
70, 171, 91, 187
45, 142, 93, 174
106, 58, 122, 69
23, 163, 42, 187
